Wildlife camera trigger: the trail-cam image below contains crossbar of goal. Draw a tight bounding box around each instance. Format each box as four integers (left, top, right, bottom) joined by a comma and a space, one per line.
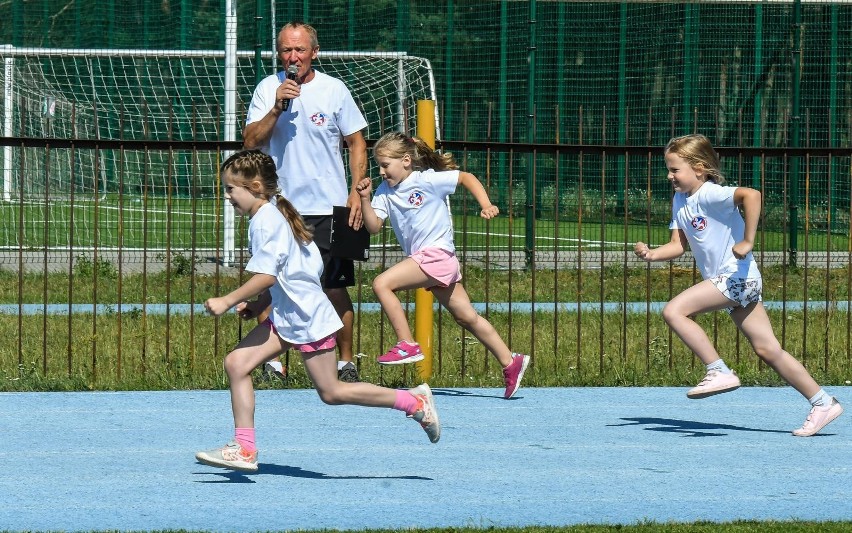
1, 45, 438, 264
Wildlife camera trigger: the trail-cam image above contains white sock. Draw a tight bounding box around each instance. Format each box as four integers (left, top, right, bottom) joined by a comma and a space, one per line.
808, 389, 832, 408
337, 360, 347, 370
706, 359, 731, 374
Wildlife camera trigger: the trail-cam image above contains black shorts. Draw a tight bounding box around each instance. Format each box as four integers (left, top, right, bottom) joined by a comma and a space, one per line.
304, 214, 355, 289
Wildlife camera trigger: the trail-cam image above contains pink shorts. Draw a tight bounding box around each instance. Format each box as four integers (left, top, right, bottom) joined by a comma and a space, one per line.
410, 247, 462, 289
263, 318, 338, 353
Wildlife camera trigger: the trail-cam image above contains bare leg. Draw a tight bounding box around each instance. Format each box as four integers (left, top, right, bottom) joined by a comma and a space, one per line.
371, 258, 434, 342
432, 282, 513, 367
223, 324, 287, 428
301, 348, 398, 407
662, 280, 737, 365
732, 301, 821, 399
326, 287, 355, 363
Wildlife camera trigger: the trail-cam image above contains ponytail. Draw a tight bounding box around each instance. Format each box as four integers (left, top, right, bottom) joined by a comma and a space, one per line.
275, 195, 313, 244
373, 131, 458, 172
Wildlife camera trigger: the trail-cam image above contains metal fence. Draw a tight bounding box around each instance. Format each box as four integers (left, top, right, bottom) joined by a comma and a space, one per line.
1, 103, 851, 388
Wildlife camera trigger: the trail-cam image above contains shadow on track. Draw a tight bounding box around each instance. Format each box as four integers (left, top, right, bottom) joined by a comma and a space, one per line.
608, 417, 794, 437
193, 463, 433, 483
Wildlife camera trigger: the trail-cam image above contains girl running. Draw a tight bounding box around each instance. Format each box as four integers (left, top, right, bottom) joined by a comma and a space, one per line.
634, 133, 842, 436
355, 132, 530, 400
196, 150, 439, 473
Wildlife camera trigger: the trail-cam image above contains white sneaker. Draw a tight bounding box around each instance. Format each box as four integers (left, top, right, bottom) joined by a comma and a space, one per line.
263, 360, 285, 381
686, 370, 741, 399
195, 442, 258, 472
793, 398, 843, 437
408, 383, 440, 443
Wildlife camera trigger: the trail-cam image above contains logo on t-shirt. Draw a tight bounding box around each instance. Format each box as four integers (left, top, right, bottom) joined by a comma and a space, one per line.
408, 191, 425, 207
310, 112, 327, 126
691, 216, 708, 231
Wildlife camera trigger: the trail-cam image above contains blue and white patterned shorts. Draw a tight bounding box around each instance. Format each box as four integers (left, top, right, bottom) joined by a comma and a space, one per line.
709, 275, 762, 313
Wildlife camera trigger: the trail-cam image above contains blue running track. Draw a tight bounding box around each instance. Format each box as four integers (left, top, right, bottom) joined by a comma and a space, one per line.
1, 387, 849, 531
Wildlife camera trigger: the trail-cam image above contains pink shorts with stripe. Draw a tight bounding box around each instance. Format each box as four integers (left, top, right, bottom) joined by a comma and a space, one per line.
411, 247, 462, 289
263, 318, 338, 353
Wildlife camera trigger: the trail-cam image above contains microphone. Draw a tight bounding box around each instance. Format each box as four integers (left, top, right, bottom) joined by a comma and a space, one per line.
281, 64, 299, 111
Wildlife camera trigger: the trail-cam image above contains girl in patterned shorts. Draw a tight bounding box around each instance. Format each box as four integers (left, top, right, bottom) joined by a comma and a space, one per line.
634, 133, 842, 437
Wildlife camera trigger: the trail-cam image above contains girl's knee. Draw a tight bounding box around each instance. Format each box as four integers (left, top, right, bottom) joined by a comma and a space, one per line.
223, 352, 241, 377
753, 342, 783, 363
371, 276, 383, 293
316, 386, 345, 406
453, 309, 479, 329
372, 275, 393, 296
661, 304, 681, 325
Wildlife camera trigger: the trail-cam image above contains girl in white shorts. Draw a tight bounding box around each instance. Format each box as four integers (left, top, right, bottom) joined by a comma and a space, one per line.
635, 133, 842, 436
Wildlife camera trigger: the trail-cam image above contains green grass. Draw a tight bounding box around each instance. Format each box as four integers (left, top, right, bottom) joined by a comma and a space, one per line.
2, 264, 851, 392
3, 194, 849, 252
2, 262, 850, 306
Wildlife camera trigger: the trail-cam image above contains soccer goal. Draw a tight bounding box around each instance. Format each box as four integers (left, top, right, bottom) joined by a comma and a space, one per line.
0, 44, 438, 262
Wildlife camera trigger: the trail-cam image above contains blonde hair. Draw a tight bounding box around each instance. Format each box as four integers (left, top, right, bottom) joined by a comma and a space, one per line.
373, 131, 458, 171
664, 134, 726, 185
220, 150, 313, 243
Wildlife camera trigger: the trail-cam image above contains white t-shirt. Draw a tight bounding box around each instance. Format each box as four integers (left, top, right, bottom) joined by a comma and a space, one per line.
371, 169, 458, 256
245, 202, 343, 344
245, 70, 368, 215
670, 182, 761, 280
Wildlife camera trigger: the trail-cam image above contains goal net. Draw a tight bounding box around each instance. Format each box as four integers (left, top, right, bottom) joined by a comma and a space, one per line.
0, 46, 437, 258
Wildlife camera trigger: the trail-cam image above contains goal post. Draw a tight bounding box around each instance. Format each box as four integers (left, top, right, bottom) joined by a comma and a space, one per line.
0, 45, 438, 259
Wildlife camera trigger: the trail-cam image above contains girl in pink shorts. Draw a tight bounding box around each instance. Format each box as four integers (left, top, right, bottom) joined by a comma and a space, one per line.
356, 132, 530, 400
195, 150, 440, 473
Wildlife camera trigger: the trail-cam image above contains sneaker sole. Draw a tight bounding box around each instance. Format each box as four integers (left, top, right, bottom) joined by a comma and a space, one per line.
792, 405, 844, 437
195, 453, 258, 473
378, 354, 425, 365
410, 383, 441, 443
504, 355, 530, 399
686, 384, 740, 399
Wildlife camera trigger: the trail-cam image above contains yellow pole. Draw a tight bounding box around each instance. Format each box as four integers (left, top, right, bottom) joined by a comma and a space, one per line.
414, 99, 436, 380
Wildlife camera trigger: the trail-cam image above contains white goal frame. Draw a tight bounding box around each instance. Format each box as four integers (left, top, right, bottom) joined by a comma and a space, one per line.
1, 43, 438, 264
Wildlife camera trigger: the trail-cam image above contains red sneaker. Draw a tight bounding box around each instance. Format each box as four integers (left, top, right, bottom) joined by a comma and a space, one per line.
502, 353, 530, 399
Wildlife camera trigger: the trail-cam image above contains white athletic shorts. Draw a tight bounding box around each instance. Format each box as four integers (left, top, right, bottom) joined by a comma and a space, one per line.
709, 275, 762, 314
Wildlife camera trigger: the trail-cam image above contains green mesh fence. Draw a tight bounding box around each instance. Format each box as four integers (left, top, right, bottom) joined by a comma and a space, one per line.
1, 0, 850, 241
2, 1, 850, 146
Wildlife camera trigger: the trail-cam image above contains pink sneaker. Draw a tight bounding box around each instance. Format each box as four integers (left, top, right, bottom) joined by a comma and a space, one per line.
502, 353, 530, 399
378, 341, 424, 365
793, 398, 843, 437
686, 369, 741, 399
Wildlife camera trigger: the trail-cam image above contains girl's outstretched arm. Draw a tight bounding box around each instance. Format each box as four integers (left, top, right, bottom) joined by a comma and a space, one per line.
355, 177, 385, 234
635, 229, 687, 262
205, 273, 276, 317
733, 186, 761, 259
458, 172, 499, 219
